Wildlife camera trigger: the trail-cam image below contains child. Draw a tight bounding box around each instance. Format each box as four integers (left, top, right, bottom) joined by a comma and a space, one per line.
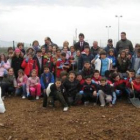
21, 53, 38, 77
26, 69, 41, 100
0, 53, 10, 80
52, 45, 57, 57
56, 49, 61, 61
56, 52, 70, 78
60, 71, 68, 83
15, 69, 28, 99
126, 75, 140, 99
98, 78, 114, 107
17, 42, 25, 56
116, 51, 131, 79
70, 46, 76, 58
24, 47, 35, 58
43, 78, 69, 112
81, 61, 94, 79
7, 47, 14, 66
107, 49, 116, 69
40, 66, 54, 95
1, 68, 17, 99
11, 48, 23, 78
80, 76, 98, 105
62, 46, 71, 60
76, 72, 85, 86
69, 56, 77, 71
94, 51, 112, 76
92, 70, 101, 85
41, 46, 47, 57
63, 71, 82, 105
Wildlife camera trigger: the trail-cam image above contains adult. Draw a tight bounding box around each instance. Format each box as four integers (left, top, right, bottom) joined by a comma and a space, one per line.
32, 40, 40, 53
43, 37, 58, 52
104, 39, 116, 56
90, 41, 100, 58
78, 45, 94, 71
116, 32, 133, 55
74, 33, 89, 52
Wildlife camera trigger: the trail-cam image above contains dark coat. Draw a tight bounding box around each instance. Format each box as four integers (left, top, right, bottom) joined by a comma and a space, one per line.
74, 41, 89, 52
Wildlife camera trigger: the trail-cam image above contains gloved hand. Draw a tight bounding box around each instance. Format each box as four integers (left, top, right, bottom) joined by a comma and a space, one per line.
1, 61, 4, 66
59, 65, 63, 69
79, 90, 84, 95
116, 90, 121, 95
25, 58, 29, 63
92, 80, 96, 84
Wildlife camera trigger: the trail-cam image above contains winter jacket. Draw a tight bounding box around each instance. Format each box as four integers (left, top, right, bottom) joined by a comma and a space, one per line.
99, 84, 113, 96
81, 67, 94, 79
17, 75, 28, 87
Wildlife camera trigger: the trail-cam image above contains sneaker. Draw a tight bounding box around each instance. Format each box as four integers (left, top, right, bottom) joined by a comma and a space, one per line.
63, 107, 69, 112
22, 96, 26, 99
36, 96, 39, 100
100, 104, 105, 107
84, 101, 89, 106
93, 103, 97, 106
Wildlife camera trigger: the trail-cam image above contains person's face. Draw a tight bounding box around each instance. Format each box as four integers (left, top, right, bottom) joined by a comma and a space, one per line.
28, 55, 32, 59
93, 42, 98, 48
84, 48, 89, 54
108, 42, 113, 46
47, 53, 52, 58
120, 52, 126, 58
70, 47, 75, 52
69, 73, 75, 81
63, 47, 68, 52
121, 33, 126, 40
18, 72, 23, 77
52, 46, 57, 52
61, 55, 66, 60
79, 36, 84, 42
76, 75, 82, 81
100, 81, 106, 86
76, 51, 81, 56
129, 72, 135, 78
109, 51, 114, 56
62, 76, 67, 81
45, 39, 50, 45
8, 69, 14, 75
55, 81, 61, 88
19, 45, 23, 50
86, 78, 92, 85
48, 46, 52, 51
125, 49, 129, 54
1, 55, 5, 60
8, 53, 13, 58
41, 48, 46, 53
37, 52, 42, 57
136, 78, 140, 83
84, 63, 90, 69
28, 49, 33, 53
8, 50, 14, 54
115, 76, 120, 81
31, 71, 36, 77
44, 68, 50, 73
16, 52, 20, 56
34, 42, 39, 47
100, 54, 106, 59
56, 51, 61, 57
94, 73, 100, 79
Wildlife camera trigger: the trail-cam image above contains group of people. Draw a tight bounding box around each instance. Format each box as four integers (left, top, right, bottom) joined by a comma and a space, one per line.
0, 32, 140, 112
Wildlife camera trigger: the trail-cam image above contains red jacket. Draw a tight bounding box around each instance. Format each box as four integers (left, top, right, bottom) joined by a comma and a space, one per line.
127, 80, 140, 92
21, 59, 38, 76
114, 79, 127, 90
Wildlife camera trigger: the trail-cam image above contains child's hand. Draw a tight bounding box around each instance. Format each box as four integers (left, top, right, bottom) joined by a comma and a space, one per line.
25, 58, 29, 63
131, 82, 134, 85
93, 91, 97, 96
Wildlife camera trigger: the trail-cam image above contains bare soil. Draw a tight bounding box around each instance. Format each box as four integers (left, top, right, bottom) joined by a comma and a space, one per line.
0, 97, 140, 140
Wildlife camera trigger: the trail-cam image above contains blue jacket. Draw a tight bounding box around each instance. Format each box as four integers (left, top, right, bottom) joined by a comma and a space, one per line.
40, 72, 54, 89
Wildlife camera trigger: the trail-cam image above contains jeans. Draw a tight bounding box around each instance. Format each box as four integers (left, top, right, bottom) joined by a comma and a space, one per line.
16, 84, 27, 96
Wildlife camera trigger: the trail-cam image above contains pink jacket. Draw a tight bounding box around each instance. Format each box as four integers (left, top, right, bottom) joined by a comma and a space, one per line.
26, 76, 40, 93
0, 61, 10, 77
17, 75, 28, 87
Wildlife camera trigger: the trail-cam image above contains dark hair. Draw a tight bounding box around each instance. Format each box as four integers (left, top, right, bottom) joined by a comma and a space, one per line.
0, 53, 7, 63
44, 66, 50, 70
56, 49, 61, 52
60, 71, 68, 78
84, 45, 90, 49
112, 73, 120, 79
68, 71, 76, 76
17, 42, 24, 48
79, 33, 85, 38
121, 32, 126, 35
18, 69, 24, 75
32, 40, 39, 46
100, 51, 107, 55
41, 46, 45, 49
47, 51, 52, 54
135, 43, 140, 48
55, 78, 62, 82
85, 76, 92, 79
45, 37, 52, 43
94, 70, 100, 74
128, 69, 135, 73
7, 47, 13, 52
61, 52, 66, 57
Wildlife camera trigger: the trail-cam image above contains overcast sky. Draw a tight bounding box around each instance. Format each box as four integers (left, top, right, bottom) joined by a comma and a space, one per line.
0, 0, 140, 47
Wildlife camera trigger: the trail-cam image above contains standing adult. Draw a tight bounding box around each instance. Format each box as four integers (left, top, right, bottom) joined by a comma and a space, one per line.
116, 32, 133, 55
90, 41, 100, 58
74, 33, 89, 52
104, 39, 116, 56
43, 37, 58, 52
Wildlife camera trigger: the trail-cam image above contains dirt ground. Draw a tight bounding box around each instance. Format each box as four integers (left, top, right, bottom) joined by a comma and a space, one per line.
0, 97, 140, 140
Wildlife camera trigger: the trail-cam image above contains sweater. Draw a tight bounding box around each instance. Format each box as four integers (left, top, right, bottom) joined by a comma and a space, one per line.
17, 75, 28, 87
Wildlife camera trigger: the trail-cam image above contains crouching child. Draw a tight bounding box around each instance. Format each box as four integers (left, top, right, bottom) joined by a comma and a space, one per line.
43, 78, 69, 111
98, 78, 114, 107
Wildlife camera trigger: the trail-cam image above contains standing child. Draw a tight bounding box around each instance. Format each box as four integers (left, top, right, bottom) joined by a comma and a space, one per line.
1, 68, 17, 99
98, 78, 114, 107
11, 48, 23, 78
40, 66, 54, 95
16, 69, 28, 99
107, 49, 116, 69
7, 47, 14, 67
70, 46, 76, 58
69, 56, 77, 71
21, 53, 38, 77
52, 45, 57, 57
94, 51, 112, 77
26, 69, 41, 100
43, 78, 69, 111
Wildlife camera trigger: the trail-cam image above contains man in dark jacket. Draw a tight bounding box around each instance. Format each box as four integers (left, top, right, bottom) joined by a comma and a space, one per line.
90, 41, 100, 58
78, 45, 94, 71
74, 33, 89, 52
116, 32, 133, 55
